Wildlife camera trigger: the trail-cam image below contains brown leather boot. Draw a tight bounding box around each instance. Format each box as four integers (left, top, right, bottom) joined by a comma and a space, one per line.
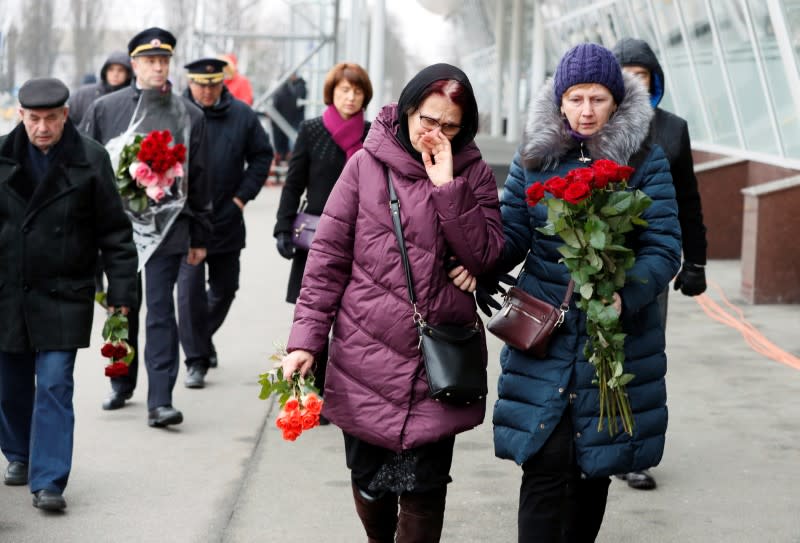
396, 487, 447, 543
352, 483, 398, 542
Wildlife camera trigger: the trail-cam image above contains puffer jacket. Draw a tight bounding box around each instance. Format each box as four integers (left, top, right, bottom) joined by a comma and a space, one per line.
492, 72, 681, 477
287, 103, 505, 452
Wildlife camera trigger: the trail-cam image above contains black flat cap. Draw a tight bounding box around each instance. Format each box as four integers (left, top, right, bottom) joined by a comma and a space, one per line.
184, 58, 228, 85
128, 27, 176, 57
18, 77, 70, 109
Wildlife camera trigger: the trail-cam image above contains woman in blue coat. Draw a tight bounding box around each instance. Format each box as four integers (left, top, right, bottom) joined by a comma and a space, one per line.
493, 44, 681, 542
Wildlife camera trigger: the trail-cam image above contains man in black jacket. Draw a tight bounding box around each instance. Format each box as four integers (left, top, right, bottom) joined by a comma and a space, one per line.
0, 78, 137, 510
613, 37, 708, 491
80, 27, 212, 428
177, 58, 273, 387
68, 51, 133, 125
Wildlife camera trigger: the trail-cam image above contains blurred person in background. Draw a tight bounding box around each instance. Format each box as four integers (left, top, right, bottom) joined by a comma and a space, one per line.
271, 72, 306, 164
68, 51, 133, 125
219, 53, 253, 106
177, 58, 273, 388
273, 62, 372, 404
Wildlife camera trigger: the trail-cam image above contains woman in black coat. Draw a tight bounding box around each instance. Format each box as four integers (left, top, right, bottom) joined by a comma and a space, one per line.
274, 62, 373, 392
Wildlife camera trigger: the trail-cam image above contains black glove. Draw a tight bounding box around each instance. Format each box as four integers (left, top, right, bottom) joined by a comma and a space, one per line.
475, 273, 516, 317
276, 232, 295, 259
673, 261, 706, 296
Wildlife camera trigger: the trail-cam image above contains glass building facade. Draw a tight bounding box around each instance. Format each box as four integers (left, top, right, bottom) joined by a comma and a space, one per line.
458, 0, 800, 165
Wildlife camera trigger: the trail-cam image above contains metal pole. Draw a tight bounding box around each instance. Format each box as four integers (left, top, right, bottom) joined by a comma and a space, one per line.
491, 0, 505, 137
367, 0, 385, 120
506, 0, 523, 143
703, 0, 745, 147
530, 0, 545, 100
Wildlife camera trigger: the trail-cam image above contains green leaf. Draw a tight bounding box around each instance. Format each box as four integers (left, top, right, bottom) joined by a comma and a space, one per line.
617, 373, 635, 386
560, 229, 582, 249
557, 244, 579, 259
536, 223, 556, 236
600, 192, 633, 216
588, 229, 606, 250
579, 282, 594, 300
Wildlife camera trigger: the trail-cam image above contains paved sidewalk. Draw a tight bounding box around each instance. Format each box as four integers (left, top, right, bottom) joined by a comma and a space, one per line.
1, 185, 798, 542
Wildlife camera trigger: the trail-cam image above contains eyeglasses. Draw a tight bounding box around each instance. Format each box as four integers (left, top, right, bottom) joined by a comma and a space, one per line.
418, 113, 462, 136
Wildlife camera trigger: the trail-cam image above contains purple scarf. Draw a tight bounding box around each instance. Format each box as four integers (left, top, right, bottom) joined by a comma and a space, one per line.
322, 104, 364, 160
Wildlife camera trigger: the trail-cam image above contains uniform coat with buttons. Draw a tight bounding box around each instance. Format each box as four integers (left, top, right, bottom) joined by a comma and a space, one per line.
0, 120, 138, 352
492, 74, 681, 478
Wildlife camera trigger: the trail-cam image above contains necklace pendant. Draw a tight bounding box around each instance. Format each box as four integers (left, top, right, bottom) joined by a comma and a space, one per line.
578, 143, 591, 163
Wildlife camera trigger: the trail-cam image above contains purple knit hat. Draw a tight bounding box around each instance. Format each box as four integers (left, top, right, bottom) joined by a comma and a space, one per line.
553, 43, 625, 105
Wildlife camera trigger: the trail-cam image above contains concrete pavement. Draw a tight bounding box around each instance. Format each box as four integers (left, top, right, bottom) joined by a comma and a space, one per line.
1, 184, 799, 542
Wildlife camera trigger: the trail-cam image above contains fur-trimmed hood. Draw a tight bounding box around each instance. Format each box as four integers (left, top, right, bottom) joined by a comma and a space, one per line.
521, 71, 653, 171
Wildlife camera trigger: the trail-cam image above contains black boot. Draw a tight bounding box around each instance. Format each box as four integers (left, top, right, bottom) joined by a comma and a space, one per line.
396, 487, 447, 543
351, 483, 398, 543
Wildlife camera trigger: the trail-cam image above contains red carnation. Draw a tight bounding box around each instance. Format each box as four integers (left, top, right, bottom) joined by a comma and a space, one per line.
617, 165, 634, 180
564, 181, 592, 204
526, 182, 546, 207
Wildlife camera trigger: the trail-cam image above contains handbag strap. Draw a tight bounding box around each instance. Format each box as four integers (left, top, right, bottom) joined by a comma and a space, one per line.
386, 169, 418, 308
517, 251, 574, 309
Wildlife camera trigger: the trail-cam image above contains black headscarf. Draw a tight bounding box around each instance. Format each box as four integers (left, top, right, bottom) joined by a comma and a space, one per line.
396, 63, 480, 161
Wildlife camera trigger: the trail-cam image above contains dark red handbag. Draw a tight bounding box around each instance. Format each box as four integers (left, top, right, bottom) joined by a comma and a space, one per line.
487, 281, 573, 358
291, 212, 320, 251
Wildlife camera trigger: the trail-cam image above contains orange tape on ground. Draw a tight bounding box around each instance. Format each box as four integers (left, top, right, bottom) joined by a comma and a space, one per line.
693, 281, 800, 371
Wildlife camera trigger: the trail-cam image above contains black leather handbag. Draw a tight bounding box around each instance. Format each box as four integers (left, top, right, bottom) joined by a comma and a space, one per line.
386, 170, 487, 405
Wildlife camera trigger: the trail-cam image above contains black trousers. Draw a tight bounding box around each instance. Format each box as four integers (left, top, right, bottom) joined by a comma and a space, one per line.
518, 413, 610, 543
177, 251, 241, 369
143, 253, 183, 410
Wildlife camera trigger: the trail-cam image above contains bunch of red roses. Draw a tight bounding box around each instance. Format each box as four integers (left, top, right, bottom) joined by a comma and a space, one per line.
116, 130, 187, 212
100, 310, 134, 378
525, 159, 635, 207
526, 159, 651, 436
259, 345, 325, 441
274, 392, 324, 442
137, 130, 187, 174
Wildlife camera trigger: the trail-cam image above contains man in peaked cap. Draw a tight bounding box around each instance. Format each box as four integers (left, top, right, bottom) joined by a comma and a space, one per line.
79, 28, 212, 429
177, 58, 272, 388
0, 78, 137, 510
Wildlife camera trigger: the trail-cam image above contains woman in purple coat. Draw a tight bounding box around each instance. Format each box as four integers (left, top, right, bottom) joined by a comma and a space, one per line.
281, 64, 504, 542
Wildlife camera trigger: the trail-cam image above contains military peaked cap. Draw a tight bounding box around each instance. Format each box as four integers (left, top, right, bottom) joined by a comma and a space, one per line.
184, 58, 228, 85
18, 78, 70, 109
128, 27, 176, 57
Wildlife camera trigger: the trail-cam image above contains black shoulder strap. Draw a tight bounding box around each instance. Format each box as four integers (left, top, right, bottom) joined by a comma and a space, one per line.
386, 169, 416, 305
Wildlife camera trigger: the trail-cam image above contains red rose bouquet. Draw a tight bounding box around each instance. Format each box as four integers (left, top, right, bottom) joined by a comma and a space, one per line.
259, 346, 324, 441
100, 310, 134, 378
116, 130, 186, 213
527, 159, 652, 435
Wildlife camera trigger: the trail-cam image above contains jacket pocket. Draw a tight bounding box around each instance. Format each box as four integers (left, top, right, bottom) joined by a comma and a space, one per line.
58, 278, 95, 302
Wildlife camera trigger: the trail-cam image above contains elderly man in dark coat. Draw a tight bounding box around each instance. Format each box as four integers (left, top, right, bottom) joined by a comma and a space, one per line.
80, 27, 212, 428
0, 78, 138, 511
177, 58, 273, 387
68, 51, 133, 125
